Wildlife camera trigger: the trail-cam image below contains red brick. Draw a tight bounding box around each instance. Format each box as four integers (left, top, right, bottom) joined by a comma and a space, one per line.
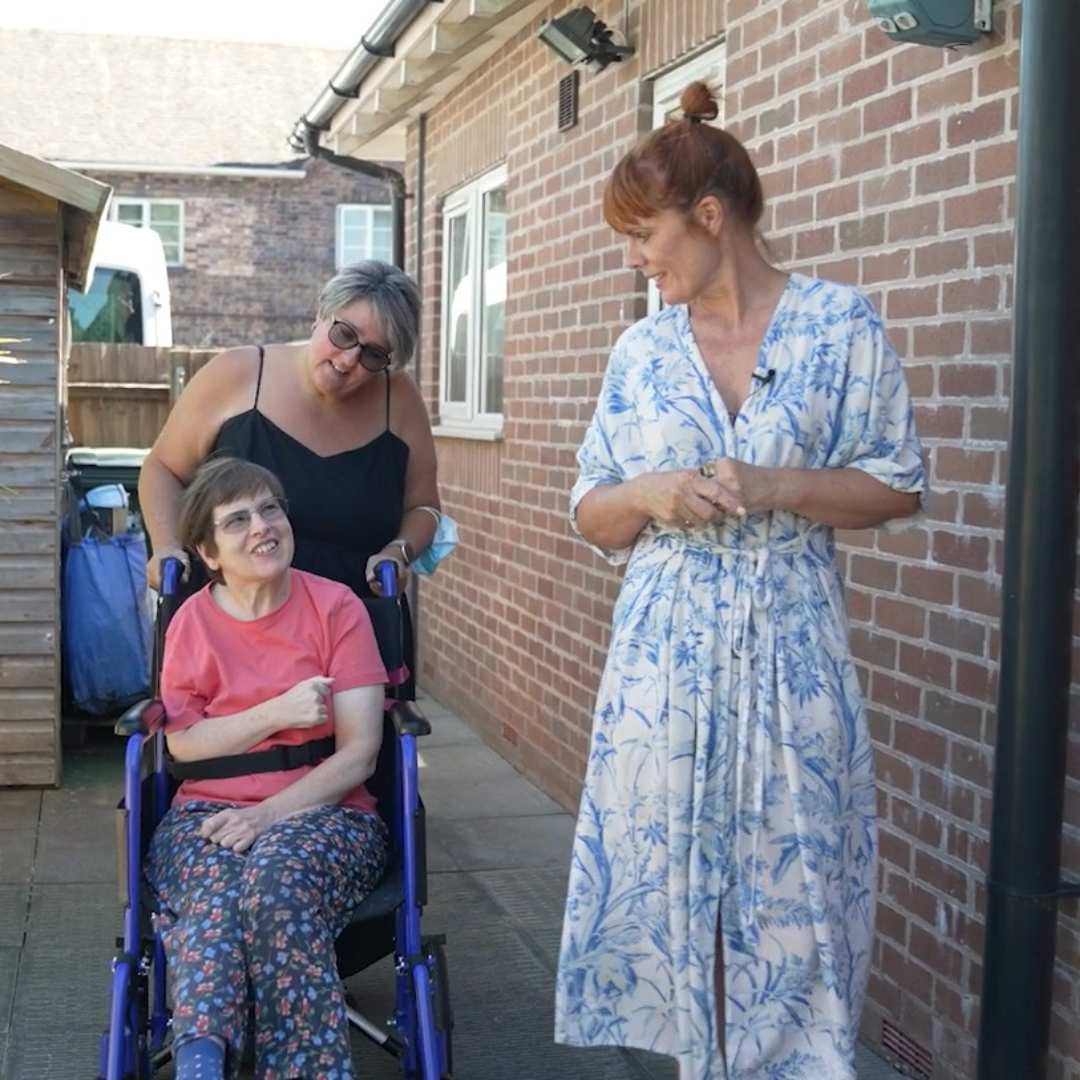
914, 239, 970, 277
939, 363, 999, 398
900, 564, 955, 605
944, 187, 1008, 231
915, 153, 971, 196
934, 446, 996, 484
947, 100, 1008, 147
890, 120, 942, 164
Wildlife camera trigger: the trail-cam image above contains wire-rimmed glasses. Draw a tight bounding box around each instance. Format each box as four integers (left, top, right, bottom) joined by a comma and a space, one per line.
213, 497, 289, 535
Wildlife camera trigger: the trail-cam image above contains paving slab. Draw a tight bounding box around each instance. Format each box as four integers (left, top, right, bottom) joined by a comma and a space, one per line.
0, 833, 35, 886
35, 792, 121, 885
429, 813, 576, 872
0, 947, 16, 1036
0, 791, 40, 832
417, 740, 522, 781
419, 771, 565, 820
0, 886, 28, 949
5, 884, 117, 1080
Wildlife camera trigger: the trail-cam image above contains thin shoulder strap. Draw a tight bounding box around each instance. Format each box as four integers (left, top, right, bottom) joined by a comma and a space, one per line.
253, 346, 265, 408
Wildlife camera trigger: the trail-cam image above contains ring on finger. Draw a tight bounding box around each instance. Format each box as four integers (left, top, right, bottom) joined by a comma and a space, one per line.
699, 461, 716, 478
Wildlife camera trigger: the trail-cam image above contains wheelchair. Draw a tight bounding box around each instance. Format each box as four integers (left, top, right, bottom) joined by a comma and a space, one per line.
96, 558, 453, 1080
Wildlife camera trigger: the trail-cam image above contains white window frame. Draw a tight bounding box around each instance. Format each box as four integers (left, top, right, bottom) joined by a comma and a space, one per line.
648, 43, 727, 314
435, 165, 507, 437
109, 197, 184, 266
336, 203, 394, 268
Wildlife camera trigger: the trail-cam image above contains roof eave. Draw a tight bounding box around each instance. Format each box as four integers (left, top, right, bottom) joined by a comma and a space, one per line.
0, 142, 111, 290
292, 0, 551, 161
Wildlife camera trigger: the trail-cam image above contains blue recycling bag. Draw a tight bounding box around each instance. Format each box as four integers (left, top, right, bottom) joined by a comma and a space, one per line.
62, 531, 153, 715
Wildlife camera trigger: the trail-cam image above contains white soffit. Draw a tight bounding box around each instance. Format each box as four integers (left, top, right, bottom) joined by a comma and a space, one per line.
325, 0, 551, 159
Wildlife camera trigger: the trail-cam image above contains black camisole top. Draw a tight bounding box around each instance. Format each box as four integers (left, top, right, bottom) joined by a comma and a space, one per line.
210, 347, 409, 600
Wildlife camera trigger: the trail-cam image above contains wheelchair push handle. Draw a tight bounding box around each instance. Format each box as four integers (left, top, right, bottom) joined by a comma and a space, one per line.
377, 558, 399, 598
160, 556, 185, 597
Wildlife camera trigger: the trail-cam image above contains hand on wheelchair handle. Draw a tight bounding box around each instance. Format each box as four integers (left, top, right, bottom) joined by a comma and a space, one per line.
366, 555, 404, 597
148, 547, 190, 591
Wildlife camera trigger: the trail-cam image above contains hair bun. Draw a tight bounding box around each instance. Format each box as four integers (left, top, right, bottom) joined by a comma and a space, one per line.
680, 80, 719, 123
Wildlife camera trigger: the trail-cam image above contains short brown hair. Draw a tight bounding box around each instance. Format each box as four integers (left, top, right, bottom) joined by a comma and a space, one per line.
603, 80, 764, 236
180, 456, 286, 582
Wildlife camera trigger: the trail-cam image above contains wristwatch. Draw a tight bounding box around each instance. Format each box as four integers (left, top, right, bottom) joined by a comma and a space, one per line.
389, 539, 415, 567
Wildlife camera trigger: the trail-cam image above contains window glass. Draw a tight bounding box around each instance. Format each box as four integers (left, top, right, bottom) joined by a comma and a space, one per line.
438, 166, 508, 430
69, 268, 144, 344
446, 212, 470, 404
109, 198, 184, 266
337, 204, 394, 267
148, 203, 182, 264
481, 187, 507, 414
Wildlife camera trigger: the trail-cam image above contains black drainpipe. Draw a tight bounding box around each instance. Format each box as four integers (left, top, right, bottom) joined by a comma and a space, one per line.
299, 125, 407, 269
976, 0, 1080, 1076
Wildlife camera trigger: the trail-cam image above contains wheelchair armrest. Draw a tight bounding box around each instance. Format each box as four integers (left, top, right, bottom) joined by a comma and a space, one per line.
388, 699, 432, 738
115, 698, 166, 738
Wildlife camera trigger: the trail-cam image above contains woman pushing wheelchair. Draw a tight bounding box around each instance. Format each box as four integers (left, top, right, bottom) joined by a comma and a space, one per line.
145, 455, 389, 1080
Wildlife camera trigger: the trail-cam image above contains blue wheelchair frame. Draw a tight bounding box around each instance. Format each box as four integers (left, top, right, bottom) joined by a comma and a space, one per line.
97, 559, 452, 1080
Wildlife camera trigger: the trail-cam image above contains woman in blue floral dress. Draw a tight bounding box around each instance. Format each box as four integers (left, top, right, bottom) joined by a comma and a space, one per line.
555, 82, 926, 1080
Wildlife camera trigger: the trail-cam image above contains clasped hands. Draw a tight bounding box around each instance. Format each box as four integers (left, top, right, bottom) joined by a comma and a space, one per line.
654, 458, 772, 529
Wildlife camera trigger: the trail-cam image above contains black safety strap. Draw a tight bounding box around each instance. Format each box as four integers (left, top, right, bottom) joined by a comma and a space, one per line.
167, 735, 336, 781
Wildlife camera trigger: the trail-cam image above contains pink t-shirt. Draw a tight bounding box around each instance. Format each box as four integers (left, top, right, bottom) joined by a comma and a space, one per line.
162, 568, 387, 814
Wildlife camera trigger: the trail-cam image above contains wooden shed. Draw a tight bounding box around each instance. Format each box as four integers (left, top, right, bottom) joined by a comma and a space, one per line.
0, 141, 109, 786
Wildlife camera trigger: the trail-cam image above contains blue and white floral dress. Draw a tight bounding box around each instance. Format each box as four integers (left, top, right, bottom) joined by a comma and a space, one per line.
555, 274, 926, 1080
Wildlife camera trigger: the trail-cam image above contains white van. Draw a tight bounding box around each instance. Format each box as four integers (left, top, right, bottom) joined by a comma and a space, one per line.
69, 220, 173, 346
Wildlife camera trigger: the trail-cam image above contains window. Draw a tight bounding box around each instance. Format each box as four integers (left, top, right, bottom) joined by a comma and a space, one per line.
336, 204, 394, 267
109, 198, 183, 266
438, 167, 507, 432
69, 268, 143, 344
647, 43, 727, 314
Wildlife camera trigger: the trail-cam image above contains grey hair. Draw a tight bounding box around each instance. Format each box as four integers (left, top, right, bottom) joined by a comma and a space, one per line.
316, 260, 421, 372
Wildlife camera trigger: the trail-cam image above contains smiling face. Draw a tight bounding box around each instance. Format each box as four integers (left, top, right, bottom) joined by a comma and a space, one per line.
625, 205, 724, 306
197, 487, 295, 589
308, 299, 393, 398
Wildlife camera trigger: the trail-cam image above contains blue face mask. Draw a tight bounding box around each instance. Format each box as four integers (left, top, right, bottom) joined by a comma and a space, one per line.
412, 513, 459, 576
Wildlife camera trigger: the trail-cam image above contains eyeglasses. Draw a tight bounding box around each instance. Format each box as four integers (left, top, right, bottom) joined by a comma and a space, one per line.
327, 319, 393, 373
213, 497, 289, 535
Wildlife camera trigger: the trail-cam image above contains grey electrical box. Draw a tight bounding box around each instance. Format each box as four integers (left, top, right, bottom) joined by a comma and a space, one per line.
868, 0, 991, 47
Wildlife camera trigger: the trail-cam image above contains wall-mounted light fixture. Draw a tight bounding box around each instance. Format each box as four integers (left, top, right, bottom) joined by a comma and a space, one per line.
537, 6, 635, 73
868, 0, 993, 47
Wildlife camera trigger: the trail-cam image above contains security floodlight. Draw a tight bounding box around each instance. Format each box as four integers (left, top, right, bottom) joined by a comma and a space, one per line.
537, 6, 634, 73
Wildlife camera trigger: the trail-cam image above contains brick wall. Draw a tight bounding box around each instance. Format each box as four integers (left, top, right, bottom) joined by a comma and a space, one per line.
403, 1, 1076, 1077
87, 159, 392, 347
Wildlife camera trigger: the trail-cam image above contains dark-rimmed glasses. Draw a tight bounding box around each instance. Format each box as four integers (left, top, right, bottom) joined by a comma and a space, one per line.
213, 497, 289, 535
327, 319, 393, 373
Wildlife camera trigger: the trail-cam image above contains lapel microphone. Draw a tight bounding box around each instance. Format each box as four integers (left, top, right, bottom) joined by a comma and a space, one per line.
751, 369, 776, 385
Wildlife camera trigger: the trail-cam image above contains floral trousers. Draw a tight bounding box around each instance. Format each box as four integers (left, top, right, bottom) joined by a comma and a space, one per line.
146, 800, 389, 1080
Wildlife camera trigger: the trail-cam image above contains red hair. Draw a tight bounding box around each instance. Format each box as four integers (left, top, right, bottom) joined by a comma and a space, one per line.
603, 81, 764, 234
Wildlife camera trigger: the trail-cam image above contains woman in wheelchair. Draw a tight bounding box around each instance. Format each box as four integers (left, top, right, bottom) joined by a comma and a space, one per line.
144, 455, 389, 1080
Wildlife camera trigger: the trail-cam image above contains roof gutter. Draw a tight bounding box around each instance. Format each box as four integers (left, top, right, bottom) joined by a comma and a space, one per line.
289, 0, 439, 268
288, 0, 437, 156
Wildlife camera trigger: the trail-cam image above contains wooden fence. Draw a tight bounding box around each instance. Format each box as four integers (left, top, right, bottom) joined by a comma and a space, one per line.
67, 343, 217, 448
